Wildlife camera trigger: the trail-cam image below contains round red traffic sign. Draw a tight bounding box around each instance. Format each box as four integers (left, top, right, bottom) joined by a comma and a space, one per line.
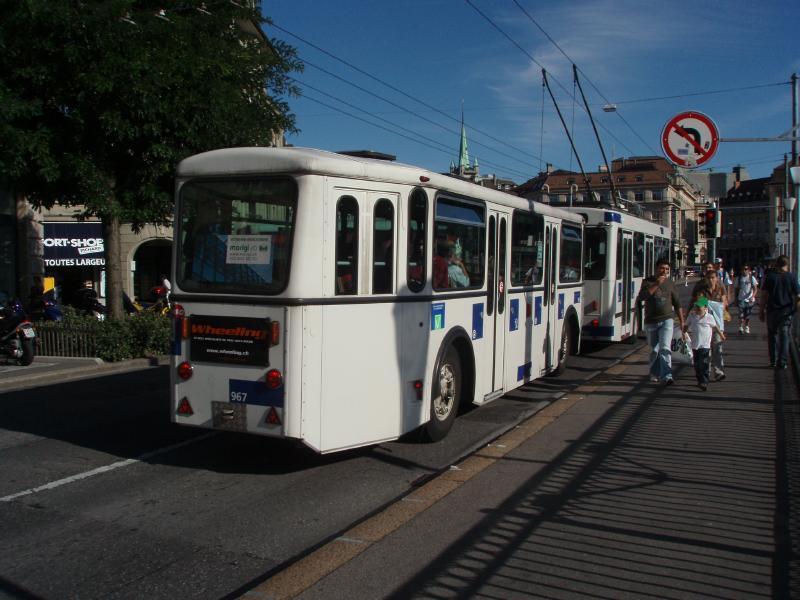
661, 111, 719, 168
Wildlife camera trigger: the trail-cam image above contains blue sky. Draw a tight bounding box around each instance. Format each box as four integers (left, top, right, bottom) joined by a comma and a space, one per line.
265, 0, 799, 183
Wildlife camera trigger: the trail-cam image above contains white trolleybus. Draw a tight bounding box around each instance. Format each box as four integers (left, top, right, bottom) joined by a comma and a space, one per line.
576, 206, 670, 343
169, 147, 584, 453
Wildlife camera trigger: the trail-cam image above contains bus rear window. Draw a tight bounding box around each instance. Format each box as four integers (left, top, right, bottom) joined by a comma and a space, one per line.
177, 178, 296, 295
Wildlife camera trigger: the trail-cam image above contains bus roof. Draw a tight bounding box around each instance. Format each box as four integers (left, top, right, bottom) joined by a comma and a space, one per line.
566, 205, 669, 236
176, 146, 583, 224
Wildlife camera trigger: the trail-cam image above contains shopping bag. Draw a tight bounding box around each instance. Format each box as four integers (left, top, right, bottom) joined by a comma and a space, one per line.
670, 328, 693, 365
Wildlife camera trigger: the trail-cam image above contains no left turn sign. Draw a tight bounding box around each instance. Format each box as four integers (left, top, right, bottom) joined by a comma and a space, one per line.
661, 111, 719, 168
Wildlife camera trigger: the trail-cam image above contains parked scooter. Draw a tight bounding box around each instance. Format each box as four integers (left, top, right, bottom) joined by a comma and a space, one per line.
0, 295, 36, 366
73, 284, 106, 320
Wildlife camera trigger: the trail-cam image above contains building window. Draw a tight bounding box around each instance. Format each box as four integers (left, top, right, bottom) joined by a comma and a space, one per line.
635, 191, 644, 202
653, 190, 663, 201
635, 175, 643, 182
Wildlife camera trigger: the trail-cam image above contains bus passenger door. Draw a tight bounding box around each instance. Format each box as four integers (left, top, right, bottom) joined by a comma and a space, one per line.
486, 211, 508, 395
544, 221, 559, 372
621, 232, 633, 329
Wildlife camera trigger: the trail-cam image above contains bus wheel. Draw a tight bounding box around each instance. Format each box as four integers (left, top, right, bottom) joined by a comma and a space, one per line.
553, 323, 571, 376
423, 346, 461, 442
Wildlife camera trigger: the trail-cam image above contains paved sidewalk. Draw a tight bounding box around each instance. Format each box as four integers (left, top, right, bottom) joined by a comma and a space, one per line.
246, 314, 799, 599
0, 355, 169, 393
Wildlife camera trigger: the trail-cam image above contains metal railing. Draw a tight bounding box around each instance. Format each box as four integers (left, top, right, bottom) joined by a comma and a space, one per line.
34, 322, 97, 357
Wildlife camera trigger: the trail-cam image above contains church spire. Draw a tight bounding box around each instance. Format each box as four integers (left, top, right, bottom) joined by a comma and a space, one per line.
457, 103, 469, 173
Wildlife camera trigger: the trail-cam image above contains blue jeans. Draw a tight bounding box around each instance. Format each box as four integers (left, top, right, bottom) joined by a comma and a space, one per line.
644, 318, 674, 380
767, 311, 793, 367
693, 347, 711, 384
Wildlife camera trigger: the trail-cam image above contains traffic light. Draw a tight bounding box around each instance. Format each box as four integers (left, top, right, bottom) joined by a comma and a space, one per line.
698, 210, 707, 237
706, 208, 721, 238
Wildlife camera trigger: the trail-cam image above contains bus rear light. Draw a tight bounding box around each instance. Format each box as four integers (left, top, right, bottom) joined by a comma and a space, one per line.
177, 397, 194, 416
177, 361, 193, 380
591, 319, 600, 328
270, 320, 280, 346
265, 407, 281, 425
413, 379, 423, 400
265, 369, 283, 389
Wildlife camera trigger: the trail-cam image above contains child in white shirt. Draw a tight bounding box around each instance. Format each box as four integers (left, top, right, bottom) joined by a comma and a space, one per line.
684, 295, 726, 390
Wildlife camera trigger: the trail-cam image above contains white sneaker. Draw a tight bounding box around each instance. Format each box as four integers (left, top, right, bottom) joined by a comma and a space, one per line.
739, 326, 744, 334
745, 325, 750, 334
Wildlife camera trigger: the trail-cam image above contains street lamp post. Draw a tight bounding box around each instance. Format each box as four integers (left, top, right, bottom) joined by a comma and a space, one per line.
790, 166, 800, 280
785, 195, 797, 272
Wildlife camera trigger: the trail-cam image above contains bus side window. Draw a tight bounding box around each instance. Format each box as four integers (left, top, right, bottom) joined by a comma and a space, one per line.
336, 196, 359, 295
372, 199, 394, 294
406, 188, 427, 293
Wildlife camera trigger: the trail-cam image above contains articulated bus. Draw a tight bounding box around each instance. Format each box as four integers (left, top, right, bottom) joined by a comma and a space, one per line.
169, 147, 584, 453
575, 206, 670, 342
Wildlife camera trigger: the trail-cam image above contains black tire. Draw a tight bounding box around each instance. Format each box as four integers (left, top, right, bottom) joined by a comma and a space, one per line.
19, 337, 35, 366
422, 346, 461, 442
552, 321, 572, 376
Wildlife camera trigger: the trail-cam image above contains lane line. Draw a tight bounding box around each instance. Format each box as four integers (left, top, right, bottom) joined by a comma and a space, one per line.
0, 431, 218, 503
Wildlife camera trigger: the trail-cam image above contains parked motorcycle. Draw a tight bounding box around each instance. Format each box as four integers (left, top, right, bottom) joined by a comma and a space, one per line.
0, 296, 36, 366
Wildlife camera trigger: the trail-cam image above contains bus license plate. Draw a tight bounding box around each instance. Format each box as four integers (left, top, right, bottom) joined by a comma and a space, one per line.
211, 401, 247, 432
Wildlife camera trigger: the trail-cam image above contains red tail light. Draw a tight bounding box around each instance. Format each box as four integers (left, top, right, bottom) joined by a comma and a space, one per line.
265, 369, 283, 389
271, 320, 280, 346
177, 361, 193, 380
591, 319, 600, 328
413, 379, 423, 401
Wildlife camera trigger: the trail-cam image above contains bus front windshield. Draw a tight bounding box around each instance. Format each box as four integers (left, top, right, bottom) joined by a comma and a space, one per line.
177, 178, 296, 295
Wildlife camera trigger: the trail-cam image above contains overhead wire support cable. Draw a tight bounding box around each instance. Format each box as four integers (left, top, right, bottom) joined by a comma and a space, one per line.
271, 22, 544, 168
573, 64, 617, 205
542, 69, 594, 202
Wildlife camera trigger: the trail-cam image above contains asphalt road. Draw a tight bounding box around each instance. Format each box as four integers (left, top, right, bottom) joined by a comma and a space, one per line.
0, 338, 641, 599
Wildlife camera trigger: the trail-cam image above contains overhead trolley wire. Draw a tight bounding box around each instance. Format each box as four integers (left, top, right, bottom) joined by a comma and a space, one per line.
301, 58, 542, 171
464, 0, 638, 157
270, 22, 548, 170
508, 0, 660, 156
292, 78, 535, 180
299, 93, 533, 180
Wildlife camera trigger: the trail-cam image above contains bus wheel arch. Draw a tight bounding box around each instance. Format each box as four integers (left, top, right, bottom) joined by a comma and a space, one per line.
553, 308, 580, 375
422, 327, 474, 442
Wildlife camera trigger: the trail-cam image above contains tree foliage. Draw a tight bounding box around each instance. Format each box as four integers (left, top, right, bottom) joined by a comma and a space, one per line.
0, 0, 302, 227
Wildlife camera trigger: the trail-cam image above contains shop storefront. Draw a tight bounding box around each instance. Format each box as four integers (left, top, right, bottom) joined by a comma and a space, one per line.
42, 222, 106, 307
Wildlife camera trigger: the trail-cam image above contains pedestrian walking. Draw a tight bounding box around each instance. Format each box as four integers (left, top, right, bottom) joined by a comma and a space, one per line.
759, 255, 800, 369
684, 295, 726, 390
734, 264, 758, 334
690, 264, 729, 381
635, 260, 685, 385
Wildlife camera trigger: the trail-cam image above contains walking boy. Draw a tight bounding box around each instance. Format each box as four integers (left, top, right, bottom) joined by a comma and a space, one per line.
685, 296, 726, 390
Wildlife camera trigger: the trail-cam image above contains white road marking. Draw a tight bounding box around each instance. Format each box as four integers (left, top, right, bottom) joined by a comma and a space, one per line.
0, 431, 218, 503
